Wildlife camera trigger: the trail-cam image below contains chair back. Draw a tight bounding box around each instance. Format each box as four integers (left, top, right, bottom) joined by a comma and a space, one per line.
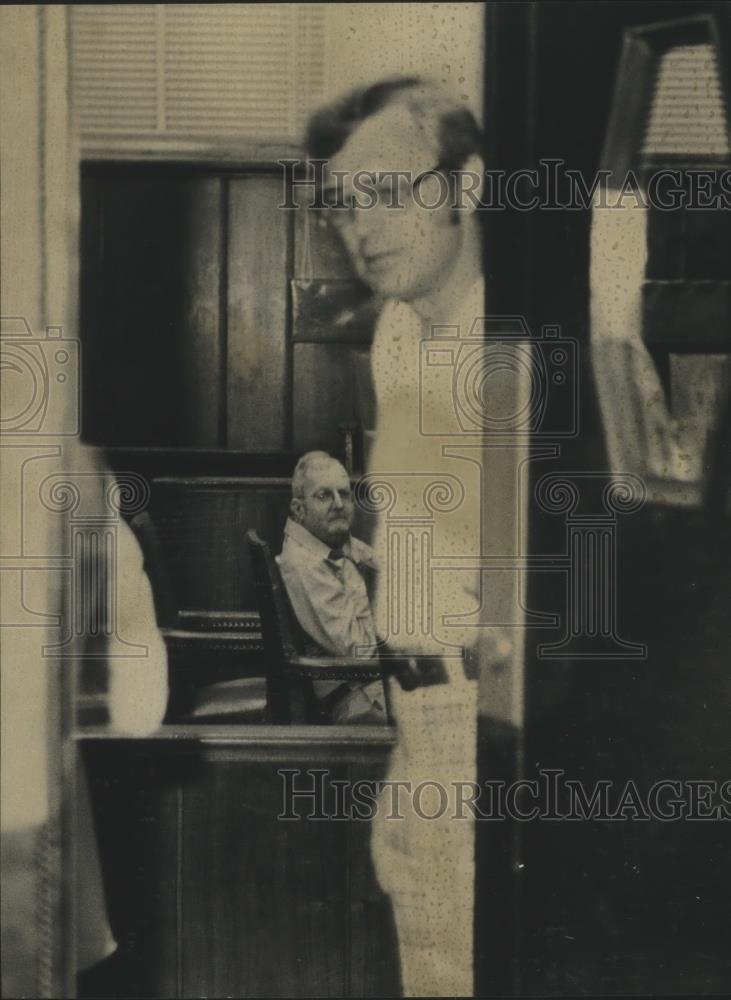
128, 510, 178, 628
246, 529, 308, 722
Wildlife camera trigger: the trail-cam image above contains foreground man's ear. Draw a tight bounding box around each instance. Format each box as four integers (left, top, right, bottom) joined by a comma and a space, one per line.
290, 496, 304, 522
458, 153, 486, 214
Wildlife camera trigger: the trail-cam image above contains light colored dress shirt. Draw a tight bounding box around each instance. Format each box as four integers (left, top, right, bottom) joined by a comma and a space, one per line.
368, 276, 486, 996
276, 518, 382, 708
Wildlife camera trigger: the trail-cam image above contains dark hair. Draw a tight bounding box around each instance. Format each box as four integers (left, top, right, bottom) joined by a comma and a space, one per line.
306, 75, 483, 170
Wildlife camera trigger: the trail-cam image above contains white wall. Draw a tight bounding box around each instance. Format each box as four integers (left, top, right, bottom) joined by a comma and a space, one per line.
322, 3, 484, 120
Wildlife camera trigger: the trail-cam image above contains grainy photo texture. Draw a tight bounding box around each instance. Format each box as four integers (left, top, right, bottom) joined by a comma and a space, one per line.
1, 3, 730, 998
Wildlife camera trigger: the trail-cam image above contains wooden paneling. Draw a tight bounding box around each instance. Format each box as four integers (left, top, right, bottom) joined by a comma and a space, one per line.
81, 167, 376, 457
292, 343, 359, 455
227, 176, 290, 451
177, 180, 223, 447
149, 480, 291, 612
180, 761, 349, 997
81, 171, 223, 447
82, 728, 400, 998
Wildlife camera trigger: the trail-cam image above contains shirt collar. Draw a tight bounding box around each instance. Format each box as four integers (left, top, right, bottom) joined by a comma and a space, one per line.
284, 517, 352, 562
388, 274, 484, 334
283, 517, 377, 569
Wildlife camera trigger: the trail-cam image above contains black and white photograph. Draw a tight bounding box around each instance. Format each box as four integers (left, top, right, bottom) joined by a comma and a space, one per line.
1, 3, 730, 997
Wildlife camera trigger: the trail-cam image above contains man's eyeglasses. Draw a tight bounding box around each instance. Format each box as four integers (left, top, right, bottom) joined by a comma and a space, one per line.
311, 487, 353, 505
316, 163, 450, 231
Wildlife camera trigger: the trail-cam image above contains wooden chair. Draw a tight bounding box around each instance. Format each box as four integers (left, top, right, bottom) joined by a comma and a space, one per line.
128, 511, 267, 721
247, 528, 393, 724
128, 510, 178, 628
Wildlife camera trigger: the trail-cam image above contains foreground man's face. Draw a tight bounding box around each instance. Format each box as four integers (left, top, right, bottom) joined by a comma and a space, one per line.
296, 460, 354, 546
326, 104, 463, 302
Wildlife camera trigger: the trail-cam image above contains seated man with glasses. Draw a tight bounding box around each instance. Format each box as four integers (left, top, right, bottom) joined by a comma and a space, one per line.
277, 450, 387, 725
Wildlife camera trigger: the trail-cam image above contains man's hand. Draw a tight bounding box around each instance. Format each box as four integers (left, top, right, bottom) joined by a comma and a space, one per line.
381, 651, 449, 690
463, 627, 514, 680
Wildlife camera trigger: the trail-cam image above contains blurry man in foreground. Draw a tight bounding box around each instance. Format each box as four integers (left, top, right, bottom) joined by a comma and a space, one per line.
307, 77, 516, 995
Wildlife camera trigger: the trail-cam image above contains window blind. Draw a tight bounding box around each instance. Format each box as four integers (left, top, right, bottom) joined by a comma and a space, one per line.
70, 4, 326, 153
641, 43, 730, 158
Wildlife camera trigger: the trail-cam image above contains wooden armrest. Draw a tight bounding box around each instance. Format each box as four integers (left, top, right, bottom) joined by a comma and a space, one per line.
284, 654, 383, 681
283, 652, 450, 689
161, 628, 261, 653
177, 610, 261, 632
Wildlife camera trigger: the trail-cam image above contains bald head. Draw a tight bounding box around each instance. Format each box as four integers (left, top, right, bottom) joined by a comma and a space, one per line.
290, 452, 354, 547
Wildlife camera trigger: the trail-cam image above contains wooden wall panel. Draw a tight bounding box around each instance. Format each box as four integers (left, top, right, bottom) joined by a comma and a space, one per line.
83, 734, 401, 998
227, 177, 290, 451
149, 481, 291, 612
179, 761, 349, 998
292, 343, 359, 455
81, 168, 376, 456
81, 171, 223, 447
176, 179, 223, 447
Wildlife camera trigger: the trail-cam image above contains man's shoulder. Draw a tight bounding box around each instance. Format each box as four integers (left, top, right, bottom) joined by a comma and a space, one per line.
117, 516, 146, 576
278, 520, 326, 574
350, 535, 378, 571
